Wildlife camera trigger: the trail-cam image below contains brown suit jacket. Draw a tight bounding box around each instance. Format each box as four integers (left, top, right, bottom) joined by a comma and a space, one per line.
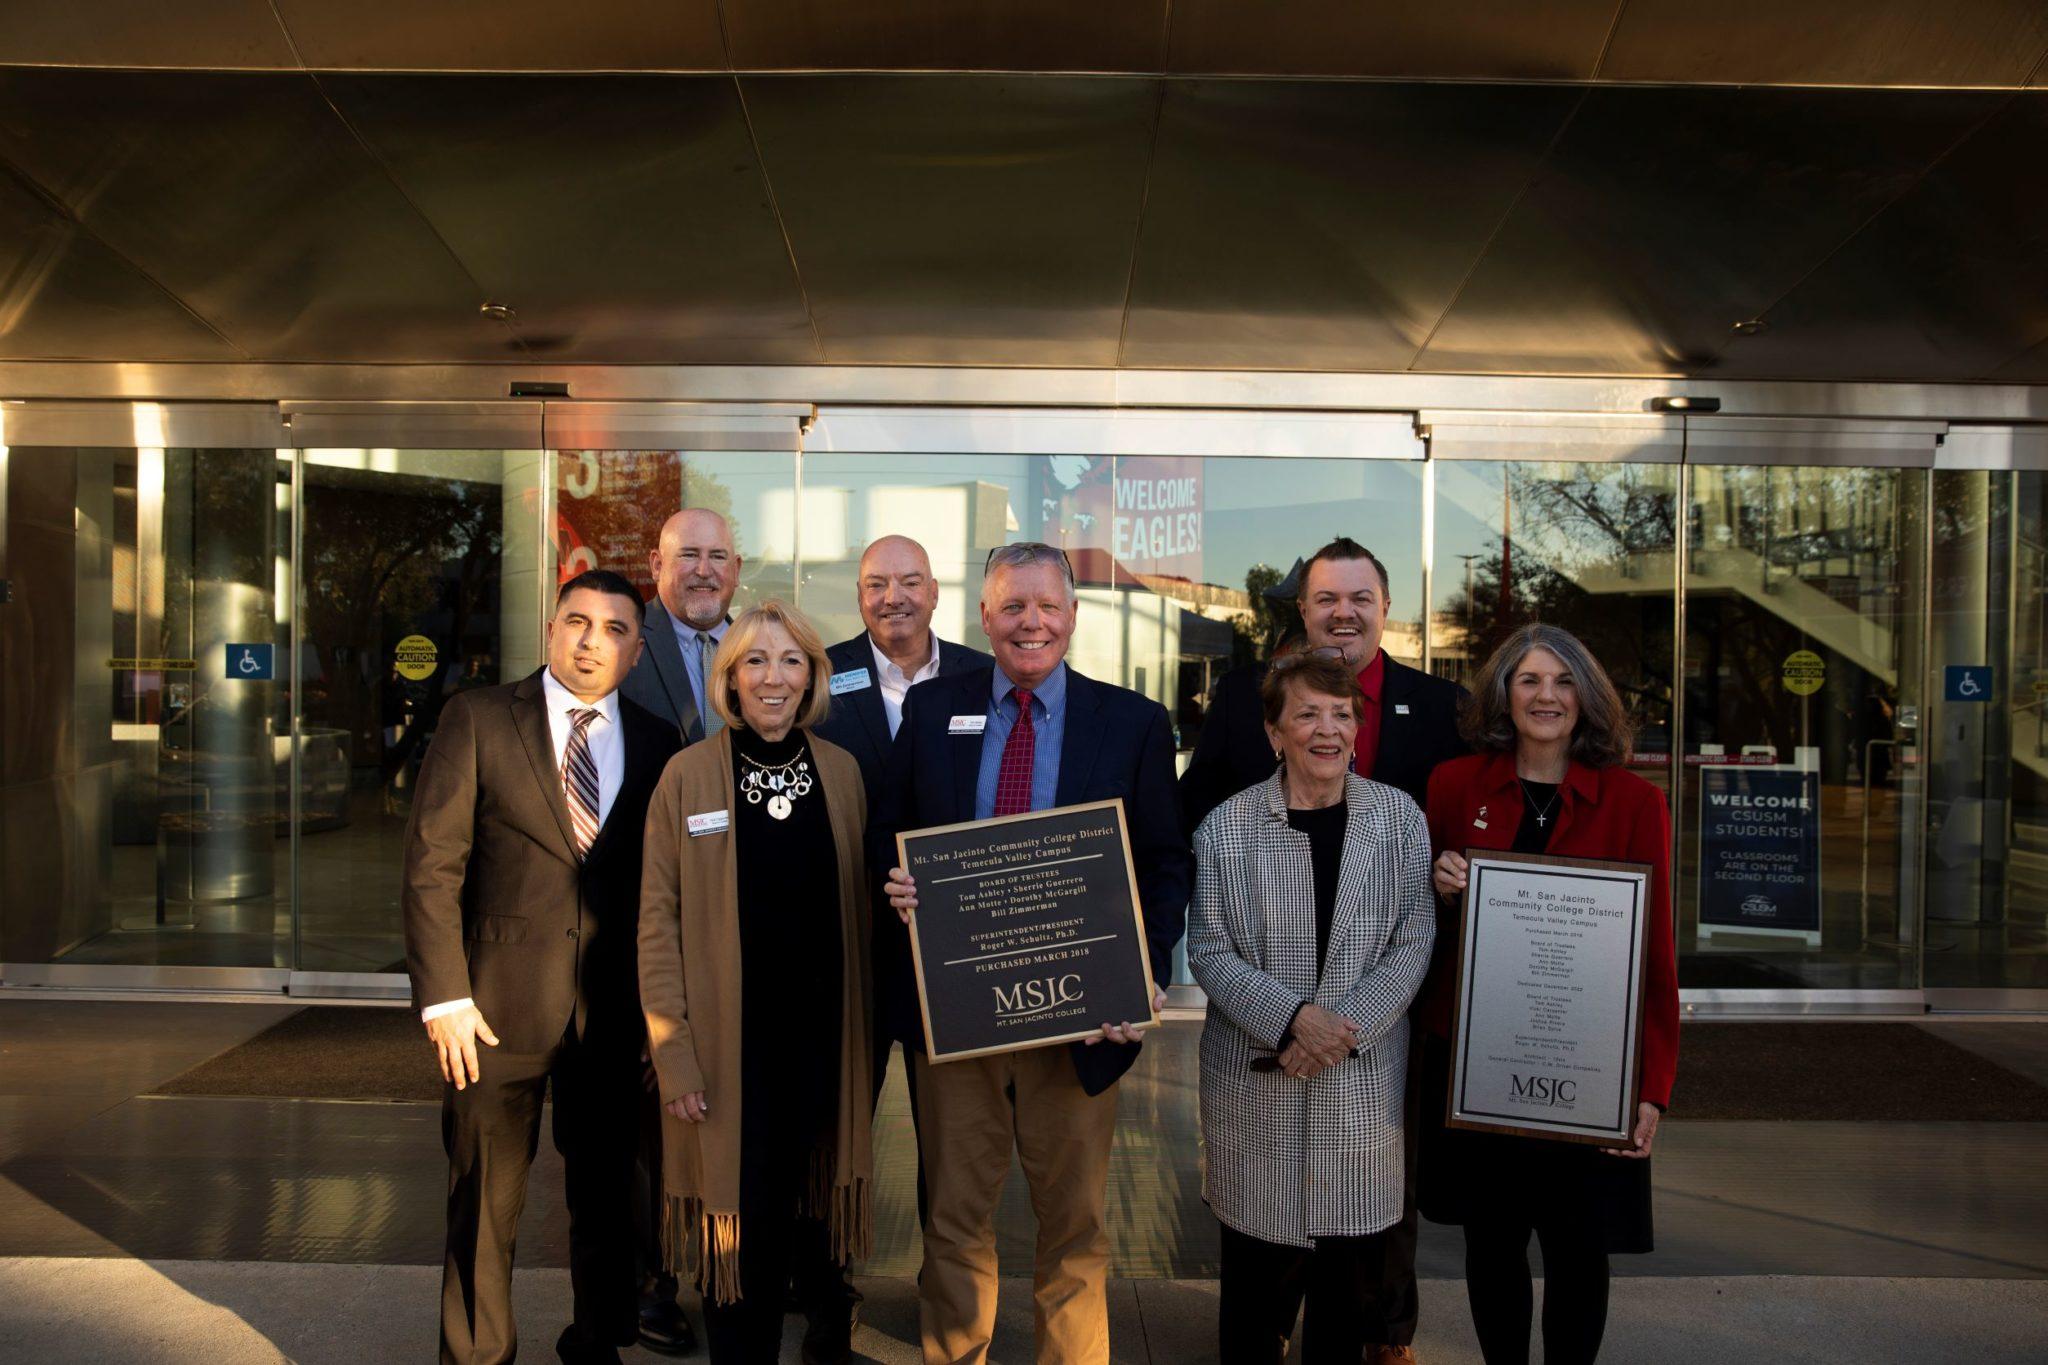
403, 669, 681, 1054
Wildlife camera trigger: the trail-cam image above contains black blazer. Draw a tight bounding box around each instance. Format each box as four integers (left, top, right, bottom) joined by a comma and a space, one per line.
872, 663, 1193, 1096
402, 671, 681, 1054
1179, 652, 1468, 836
812, 630, 993, 813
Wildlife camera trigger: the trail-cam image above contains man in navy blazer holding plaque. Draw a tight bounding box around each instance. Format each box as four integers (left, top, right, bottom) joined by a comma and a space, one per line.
878, 541, 1191, 1365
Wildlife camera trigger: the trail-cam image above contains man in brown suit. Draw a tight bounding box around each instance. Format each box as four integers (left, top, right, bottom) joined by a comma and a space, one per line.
405, 569, 681, 1365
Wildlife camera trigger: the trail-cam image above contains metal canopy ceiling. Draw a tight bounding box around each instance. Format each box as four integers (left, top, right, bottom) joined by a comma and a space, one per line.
0, 2, 2045, 380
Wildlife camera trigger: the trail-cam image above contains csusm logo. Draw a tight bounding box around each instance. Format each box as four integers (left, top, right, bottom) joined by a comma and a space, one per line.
993, 975, 1084, 1019
1510, 1074, 1577, 1108
1742, 894, 1777, 916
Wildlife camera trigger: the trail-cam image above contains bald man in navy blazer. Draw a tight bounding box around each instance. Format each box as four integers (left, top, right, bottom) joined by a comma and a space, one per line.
875, 542, 1191, 1365
813, 535, 991, 1110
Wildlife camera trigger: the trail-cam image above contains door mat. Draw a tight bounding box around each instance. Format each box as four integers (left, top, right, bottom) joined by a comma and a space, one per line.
154, 1010, 2048, 1121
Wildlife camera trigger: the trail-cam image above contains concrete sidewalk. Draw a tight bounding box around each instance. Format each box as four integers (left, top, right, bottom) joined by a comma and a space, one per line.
1, 1259, 2042, 1364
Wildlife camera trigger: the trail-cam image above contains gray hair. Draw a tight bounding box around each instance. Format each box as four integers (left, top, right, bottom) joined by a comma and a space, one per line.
1460, 623, 1634, 768
981, 542, 1077, 603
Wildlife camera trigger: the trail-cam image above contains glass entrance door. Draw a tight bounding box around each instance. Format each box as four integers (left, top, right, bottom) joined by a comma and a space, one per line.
1925, 466, 2048, 993
1678, 462, 1928, 991
2, 422, 293, 973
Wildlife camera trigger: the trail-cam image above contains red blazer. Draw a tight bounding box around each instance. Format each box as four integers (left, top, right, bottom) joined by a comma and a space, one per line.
1421, 750, 1679, 1111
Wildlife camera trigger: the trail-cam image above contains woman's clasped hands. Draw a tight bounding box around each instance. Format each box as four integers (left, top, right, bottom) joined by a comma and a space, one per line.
1279, 1002, 1359, 1079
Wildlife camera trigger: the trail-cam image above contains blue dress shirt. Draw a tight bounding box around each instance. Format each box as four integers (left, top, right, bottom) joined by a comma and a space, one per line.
669, 609, 728, 714
974, 662, 1067, 820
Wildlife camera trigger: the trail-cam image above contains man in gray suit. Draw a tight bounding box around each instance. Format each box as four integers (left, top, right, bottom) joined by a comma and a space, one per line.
619, 507, 739, 745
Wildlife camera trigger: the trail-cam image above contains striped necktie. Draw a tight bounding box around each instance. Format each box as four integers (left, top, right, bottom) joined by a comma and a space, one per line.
563, 707, 602, 858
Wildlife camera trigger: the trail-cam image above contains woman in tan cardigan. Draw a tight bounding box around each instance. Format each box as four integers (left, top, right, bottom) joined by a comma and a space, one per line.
639, 600, 872, 1364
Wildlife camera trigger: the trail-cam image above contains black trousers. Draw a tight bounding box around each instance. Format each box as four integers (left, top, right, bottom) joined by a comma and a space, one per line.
633, 1079, 678, 1310
701, 1146, 842, 1363
439, 1025, 640, 1365
1217, 1221, 1391, 1365
1368, 1022, 1425, 1347
1463, 1214, 1611, 1365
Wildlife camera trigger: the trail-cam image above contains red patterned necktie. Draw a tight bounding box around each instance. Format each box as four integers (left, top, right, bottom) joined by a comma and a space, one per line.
563, 707, 602, 858
991, 688, 1036, 817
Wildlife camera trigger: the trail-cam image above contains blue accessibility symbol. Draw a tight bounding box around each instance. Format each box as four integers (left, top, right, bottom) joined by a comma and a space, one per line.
226, 642, 275, 681
1944, 665, 1992, 703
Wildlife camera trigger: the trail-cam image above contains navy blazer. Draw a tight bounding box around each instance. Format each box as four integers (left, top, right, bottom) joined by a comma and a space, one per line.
812, 630, 993, 813
1179, 652, 1468, 837
872, 663, 1194, 1096
618, 604, 717, 745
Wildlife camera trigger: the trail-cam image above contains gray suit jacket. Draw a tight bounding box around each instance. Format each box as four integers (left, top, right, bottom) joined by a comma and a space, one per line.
620, 604, 718, 745
1188, 771, 1435, 1245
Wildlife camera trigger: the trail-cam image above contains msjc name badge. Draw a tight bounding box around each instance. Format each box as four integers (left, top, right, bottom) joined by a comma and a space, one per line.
949, 714, 987, 735
686, 809, 730, 838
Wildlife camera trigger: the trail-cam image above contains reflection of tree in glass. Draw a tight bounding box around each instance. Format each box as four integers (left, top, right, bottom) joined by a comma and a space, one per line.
680, 463, 743, 565
1443, 467, 1675, 742
1238, 562, 1300, 663
1519, 466, 1676, 567
303, 467, 501, 769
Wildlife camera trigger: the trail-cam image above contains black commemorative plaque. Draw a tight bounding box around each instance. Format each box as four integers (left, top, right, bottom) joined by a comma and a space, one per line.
899, 799, 1160, 1063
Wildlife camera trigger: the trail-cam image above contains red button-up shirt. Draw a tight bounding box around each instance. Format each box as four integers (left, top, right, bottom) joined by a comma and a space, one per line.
1352, 649, 1385, 780
1420, 750, 1681, 1110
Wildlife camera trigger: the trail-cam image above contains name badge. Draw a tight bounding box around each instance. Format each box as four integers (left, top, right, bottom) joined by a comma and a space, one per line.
1395, 703, 1411, 715
829, 667, 872, 696
687, 810, 730, 838
949, 714, 988, 735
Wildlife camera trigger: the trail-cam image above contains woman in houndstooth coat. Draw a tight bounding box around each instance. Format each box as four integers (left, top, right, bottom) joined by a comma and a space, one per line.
1188, 651, 1436, 1365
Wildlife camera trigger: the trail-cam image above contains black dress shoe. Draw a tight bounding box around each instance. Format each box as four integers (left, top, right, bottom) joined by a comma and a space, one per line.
800, 1291, 857, 1365
555, 1325, 623, 1365
637, 1298, 698, 1356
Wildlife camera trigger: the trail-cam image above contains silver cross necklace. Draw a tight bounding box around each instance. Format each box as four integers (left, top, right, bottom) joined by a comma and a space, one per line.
1518, 778, 1561, 828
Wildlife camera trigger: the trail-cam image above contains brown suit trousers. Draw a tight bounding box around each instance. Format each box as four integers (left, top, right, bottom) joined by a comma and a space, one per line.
913, 1048, 1118, 1365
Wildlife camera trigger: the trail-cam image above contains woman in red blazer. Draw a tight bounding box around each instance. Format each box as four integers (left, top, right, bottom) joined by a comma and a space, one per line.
1419, 624, 1679, 1365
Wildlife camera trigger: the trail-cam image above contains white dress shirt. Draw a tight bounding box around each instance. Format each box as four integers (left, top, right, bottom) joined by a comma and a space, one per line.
871, 634, 943, 739
422, 669, 625, 1022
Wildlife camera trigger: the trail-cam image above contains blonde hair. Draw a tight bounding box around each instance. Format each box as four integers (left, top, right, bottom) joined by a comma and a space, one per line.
707, 600, 833, 732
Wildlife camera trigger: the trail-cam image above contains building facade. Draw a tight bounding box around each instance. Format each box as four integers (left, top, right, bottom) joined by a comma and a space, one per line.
4, 383, 2042, 1011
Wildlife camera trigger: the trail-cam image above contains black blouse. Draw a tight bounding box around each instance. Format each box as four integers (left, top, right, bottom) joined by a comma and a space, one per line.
731, 728, 842, 1139
1287, 802, 1348, 974
1511, 780, 1559, 855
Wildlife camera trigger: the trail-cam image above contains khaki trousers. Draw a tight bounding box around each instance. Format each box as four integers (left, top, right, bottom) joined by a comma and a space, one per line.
913, 1047, 1118, 1365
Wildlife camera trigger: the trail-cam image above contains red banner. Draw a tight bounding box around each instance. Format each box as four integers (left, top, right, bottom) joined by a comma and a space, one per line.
555, 451, 682, 596
1035, 455, 1203, 582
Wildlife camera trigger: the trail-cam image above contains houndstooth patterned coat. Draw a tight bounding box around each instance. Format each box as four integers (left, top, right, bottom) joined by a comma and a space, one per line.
1188, 770, 1436, 1246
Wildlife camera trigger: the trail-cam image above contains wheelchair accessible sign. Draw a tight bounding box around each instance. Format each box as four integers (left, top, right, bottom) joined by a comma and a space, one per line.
1945, 665, 1992, 703
226, 643, 274, 681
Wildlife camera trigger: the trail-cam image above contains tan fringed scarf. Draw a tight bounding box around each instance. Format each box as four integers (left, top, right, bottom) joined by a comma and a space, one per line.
637, 726, 875, 1304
